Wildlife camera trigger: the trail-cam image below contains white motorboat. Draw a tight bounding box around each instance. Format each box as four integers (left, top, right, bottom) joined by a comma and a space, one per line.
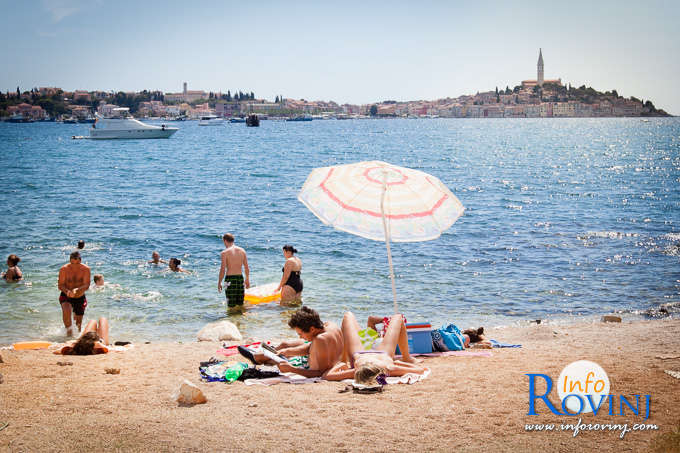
198, 115, 225, 126
89, 108, 177, 139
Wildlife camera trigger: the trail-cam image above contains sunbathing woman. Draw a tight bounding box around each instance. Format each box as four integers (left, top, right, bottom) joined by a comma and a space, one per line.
323, 312, 426, 384
368, 315, 492, 349
55, 317, 110, 355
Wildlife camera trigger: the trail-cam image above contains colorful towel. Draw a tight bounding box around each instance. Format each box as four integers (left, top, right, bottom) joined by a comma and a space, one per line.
490, 339, 522, 348
407, 350, 493, 358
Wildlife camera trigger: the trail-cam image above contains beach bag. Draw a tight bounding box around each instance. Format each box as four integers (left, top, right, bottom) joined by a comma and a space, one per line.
431, 324, 465, 351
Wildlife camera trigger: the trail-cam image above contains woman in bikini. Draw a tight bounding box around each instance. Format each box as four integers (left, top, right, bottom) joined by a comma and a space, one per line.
55, 317, 110, 355
276, 245, 303, 304
323, 312, 426, 385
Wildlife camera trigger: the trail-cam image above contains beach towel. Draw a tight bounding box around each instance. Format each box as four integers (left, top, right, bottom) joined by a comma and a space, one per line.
490, 339, 522, 348
243, 374, 323, 386
407, 350, 493, 358
216, 341, 263, 357
244, 368, 431, 386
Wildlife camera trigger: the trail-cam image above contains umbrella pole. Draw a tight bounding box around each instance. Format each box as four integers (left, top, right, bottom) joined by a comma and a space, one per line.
381, 174, 398, 314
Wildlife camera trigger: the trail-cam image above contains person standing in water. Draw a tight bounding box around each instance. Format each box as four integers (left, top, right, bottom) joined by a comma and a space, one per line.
2, 254, 23, 281
217, 233, 250, 309
58, 251, 91, 335
276, 245, 303, 304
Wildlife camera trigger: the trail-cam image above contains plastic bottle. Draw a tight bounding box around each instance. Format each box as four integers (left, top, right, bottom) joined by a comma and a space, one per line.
224, 362, 248, 383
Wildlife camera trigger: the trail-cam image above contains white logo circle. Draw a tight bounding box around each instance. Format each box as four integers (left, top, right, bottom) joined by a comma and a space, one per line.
557, 360, 610, 414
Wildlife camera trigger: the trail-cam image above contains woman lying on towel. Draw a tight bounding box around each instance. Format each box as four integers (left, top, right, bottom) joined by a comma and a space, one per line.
368, 315, 492, 349
54, 317, 110, 355
323, 312, 425, 384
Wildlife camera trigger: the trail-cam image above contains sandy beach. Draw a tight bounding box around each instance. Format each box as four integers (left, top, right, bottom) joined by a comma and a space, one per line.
1, 318, 679, 452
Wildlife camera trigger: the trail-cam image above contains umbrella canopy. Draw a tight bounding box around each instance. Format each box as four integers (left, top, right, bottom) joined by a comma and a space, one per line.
298, 161, 464, 312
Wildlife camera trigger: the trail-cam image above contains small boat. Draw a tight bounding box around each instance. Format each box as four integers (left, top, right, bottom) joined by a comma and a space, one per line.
246, 114, 260, 127
230, 117, 246, 123
198, 115, 225, 126
63, 116, 78, 124
89, 108, 177, 139
79, 115, 96, 124
8, 114, 32, 123
286, 115, 312, 122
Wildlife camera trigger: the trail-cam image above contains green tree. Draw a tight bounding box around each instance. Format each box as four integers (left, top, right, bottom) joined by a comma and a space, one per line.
369, 105, 378, 116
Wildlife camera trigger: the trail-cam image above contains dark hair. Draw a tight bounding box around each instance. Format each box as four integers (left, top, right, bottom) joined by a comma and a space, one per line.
7, 254, 20, 266
288, 306, 323, 332
282, 245, 298, 254
93, 274, 103, 282
463, 327, 485, 343
69, 251, 81, 261
70, 331, 100, 355
77, 240, 85, 249
223, 233, 234, 243
169, 257, 181, 267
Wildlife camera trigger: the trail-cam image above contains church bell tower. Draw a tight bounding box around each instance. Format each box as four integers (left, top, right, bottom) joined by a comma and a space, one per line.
537, 48, 544, 87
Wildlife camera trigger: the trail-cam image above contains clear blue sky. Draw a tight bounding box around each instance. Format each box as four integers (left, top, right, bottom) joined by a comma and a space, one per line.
2, 0, 679, 113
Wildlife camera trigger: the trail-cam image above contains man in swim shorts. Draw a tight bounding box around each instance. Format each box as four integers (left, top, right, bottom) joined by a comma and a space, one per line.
277, 306, 344, 378
237, 306, 343, 377
217, 233, 250, 308
58, 251, 91, 335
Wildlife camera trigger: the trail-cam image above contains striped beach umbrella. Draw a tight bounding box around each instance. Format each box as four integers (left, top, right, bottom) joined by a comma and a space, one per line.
298, 160, 464, 313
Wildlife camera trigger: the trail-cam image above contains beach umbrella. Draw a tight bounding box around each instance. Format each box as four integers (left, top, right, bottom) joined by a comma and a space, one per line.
298, 160, 465, 313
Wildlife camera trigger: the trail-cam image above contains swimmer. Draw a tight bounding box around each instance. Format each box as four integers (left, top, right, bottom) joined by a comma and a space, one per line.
169, 257, 190, 273
2, 254, 23, 281
148, 251, 167, 265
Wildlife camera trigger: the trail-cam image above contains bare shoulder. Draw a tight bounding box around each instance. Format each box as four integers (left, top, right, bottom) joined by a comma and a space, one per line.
324, 321, 340, 332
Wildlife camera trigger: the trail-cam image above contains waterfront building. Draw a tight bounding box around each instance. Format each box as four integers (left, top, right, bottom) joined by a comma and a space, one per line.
7, 103, 46, 120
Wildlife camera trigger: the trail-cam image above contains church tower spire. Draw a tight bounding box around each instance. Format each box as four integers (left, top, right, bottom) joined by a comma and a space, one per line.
537, 48, 544, 87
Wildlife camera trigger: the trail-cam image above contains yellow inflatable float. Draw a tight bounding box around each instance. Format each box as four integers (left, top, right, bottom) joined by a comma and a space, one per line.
244, 282, 281, 305
13, 341, 52, 350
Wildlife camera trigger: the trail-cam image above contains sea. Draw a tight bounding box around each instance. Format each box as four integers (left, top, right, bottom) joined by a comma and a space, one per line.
1, 118, 679, 345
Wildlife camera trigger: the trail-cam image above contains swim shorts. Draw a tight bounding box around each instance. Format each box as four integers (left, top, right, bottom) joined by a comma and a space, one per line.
224, 275, 245, 307
288, 355, 309, 369
59, 292, 88, 316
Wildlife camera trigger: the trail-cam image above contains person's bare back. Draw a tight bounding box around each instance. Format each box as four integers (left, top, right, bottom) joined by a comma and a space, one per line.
217, 234, 250, 305
222, 246, 247, 276
308, 321, 344, 372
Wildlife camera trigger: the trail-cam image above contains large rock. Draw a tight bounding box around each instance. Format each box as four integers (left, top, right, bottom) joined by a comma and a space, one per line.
601, 315, 622, 323
173, 380, 207, 405
197, 320, 242, 342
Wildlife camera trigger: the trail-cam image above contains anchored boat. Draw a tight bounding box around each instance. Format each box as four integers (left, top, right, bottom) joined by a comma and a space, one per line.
89, 108, 178, 139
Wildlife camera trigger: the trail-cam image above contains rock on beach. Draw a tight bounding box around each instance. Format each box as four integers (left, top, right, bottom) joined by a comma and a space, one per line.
196, 320, 242, 342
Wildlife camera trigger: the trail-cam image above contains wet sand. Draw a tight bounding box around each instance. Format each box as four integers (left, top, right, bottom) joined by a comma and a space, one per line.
1, 319, 679, 452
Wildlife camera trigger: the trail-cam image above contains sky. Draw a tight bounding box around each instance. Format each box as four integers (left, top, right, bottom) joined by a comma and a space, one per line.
2, 0, 679, 114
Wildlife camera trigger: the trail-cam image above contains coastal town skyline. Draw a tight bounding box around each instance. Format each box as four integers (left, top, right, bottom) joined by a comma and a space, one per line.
2, 1, 679, 114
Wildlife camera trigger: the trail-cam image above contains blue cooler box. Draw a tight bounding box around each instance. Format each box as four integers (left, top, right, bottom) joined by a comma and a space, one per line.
396, 322, 432, 355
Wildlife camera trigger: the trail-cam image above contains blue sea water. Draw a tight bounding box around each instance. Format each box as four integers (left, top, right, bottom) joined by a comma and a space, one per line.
1, 118, 679, 344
